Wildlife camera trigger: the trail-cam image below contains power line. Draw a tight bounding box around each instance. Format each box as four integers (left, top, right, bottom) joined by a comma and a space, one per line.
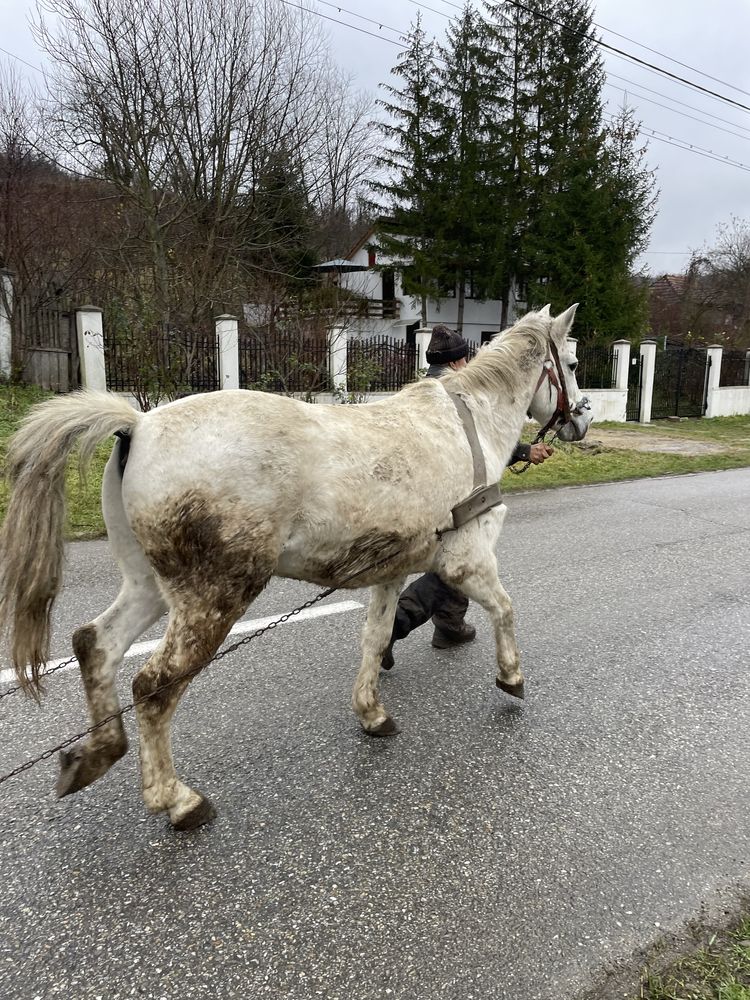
607, 71, 750, 137
603, 112, 750, 173
279, 0, 403, 46
0, 45, 44, 76
313, 0, 403, 39
604, 82, 750, 144
592, 19, 750, 100
429, 0, 750, 116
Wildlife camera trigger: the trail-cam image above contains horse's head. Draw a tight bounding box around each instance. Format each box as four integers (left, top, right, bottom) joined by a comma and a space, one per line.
528, 304, 593, 442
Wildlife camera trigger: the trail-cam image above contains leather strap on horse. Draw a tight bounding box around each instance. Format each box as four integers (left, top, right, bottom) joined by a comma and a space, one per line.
445, 390, 503, 529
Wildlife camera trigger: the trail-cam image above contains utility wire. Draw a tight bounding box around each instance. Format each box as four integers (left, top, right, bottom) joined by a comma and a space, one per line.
607, 71, 750, 136
603, 112, 750, 173
604, 82, 750, 144
592, 19, 750, 100
427, 0, 750, 115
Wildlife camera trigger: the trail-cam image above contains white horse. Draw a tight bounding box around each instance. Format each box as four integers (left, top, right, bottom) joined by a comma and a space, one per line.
0, 305, 592, 830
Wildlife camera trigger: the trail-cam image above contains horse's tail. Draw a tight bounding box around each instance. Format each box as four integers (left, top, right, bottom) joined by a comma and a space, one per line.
0, 390, 140, 697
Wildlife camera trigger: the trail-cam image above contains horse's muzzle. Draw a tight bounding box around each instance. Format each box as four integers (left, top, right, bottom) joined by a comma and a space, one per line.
557, 396, 593, 441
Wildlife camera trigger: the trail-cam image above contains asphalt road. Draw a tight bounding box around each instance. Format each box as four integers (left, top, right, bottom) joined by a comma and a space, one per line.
1, 469, 749, 1000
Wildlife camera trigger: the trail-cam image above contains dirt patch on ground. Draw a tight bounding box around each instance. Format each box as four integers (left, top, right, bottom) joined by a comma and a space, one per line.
579, 428, 727, 456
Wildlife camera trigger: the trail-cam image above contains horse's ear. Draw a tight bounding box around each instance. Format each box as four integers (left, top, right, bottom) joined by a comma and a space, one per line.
552, 303, 578, 340
538, 304, 551, 318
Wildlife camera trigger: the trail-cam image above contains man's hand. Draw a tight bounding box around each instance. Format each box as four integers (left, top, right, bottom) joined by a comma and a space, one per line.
529, 443, 554, 465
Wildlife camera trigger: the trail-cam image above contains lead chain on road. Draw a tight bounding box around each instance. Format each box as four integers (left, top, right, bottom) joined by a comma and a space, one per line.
0, 552, 399, 788
0, 655, 78, 700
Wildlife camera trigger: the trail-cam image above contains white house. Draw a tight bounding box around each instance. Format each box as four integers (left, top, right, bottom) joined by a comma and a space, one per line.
316, 226, 525, 347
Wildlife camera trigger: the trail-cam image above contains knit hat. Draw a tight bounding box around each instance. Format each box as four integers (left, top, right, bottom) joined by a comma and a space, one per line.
426, 324, 469, 364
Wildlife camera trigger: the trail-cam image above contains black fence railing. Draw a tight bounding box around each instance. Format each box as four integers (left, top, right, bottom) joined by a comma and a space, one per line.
720, 349, 750, 387
347, 335, 418, 392
238, 332, 331, 394
575, 344, 617, 389
105, 328, 219, 396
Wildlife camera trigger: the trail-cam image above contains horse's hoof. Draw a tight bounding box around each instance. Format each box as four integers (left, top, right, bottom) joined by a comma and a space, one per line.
56, 747, 101, 797
496, 679, 525, 700
366, 716, 400, 738
171, 795, 217, 832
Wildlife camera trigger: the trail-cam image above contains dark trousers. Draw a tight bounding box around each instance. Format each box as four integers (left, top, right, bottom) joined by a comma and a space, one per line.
390, 573, 469, 643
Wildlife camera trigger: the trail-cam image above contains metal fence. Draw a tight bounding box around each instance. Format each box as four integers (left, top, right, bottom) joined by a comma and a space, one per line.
720, 349, 750, 387
575, 344, 617, 389
239, 331, 330, 394
105, 327, 219, 395
347, 335, 418, 392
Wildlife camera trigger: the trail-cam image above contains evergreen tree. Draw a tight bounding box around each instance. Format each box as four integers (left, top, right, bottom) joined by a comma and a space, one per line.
598, 103, 658, 339
370, 13, 440, 325
430, 3, 498, 332
522, 0, 610, 338
483, 0, 539, 325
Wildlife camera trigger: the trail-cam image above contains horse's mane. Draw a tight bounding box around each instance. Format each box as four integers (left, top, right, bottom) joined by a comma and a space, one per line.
442, 313, 549, 397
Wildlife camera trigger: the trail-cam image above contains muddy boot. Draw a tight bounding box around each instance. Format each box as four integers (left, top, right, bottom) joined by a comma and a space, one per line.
431, 622, 476, 649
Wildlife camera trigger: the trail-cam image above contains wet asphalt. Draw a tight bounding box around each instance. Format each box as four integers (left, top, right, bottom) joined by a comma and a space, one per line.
0, 468, 748, 1000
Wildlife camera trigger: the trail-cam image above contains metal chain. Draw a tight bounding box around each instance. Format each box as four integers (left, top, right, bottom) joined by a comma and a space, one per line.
0, 655, 78, 700
0, 556, 397, 788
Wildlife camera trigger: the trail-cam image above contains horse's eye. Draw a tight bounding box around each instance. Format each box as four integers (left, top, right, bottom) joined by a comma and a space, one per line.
569, 362, 578, 373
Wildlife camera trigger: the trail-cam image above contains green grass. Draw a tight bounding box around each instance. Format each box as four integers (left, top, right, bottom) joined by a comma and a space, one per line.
638, 914, 750, 1000
0, 385, 110, 539
1, 386, 750, 540
503, 416, 750, 493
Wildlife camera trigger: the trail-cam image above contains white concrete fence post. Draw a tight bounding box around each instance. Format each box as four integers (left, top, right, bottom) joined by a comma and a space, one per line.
329, 325, 348, 396
415, 327, 431, 373
215, 314, 239, 390
612, 339, 631, 390
566, 336, 578, 359
704, 345, 723, 418
0, 269, 12, 380
639, 339, 657, 423
75, 305, 107, 392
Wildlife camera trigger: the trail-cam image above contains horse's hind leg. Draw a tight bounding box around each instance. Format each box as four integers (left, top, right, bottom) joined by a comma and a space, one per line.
58, 451, 168, 797
131, 594, 250, 831
57, 575, 167, 796
352, 578, 404, 736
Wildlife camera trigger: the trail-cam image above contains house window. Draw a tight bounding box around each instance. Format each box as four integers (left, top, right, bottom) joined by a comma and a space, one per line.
406, 321, 419, 345
438, 277, 456, 298
464, 271, 485, 300
368, 249, 376, 267
480, 331, 496, 345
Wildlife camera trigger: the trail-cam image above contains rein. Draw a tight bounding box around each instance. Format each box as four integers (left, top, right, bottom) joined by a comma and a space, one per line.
508, 340, 572, 476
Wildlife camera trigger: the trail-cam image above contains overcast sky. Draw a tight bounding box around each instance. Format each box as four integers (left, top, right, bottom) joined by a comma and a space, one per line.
2, 0, 750, 276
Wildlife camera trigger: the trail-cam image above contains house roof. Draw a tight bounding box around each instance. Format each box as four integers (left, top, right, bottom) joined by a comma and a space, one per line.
345, 225, 378, 260
312, 258, 368, 272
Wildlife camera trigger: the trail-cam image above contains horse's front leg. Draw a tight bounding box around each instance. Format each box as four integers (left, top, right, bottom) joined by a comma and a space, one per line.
440, 551, 524, 699
352, 578, 405, 736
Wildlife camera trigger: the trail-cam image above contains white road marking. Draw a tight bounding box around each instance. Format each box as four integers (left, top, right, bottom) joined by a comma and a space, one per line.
0, 600, 364, 686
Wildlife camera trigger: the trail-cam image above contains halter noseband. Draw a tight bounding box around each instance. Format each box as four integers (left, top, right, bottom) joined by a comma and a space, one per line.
532, 340, 572, 440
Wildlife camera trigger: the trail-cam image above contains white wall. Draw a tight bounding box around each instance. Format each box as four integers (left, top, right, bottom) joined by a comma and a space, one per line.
705, 385, 750, 417
582, 388, 627, 423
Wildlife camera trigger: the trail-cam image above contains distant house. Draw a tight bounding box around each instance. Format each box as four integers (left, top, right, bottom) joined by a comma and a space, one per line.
318, 225, 525, 346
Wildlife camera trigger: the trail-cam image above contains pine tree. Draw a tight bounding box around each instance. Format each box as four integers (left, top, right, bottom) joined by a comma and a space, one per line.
430, 3, 498, 332
370, 13, 440, 325
597, 103, 658, 340
523, 0, 611, 338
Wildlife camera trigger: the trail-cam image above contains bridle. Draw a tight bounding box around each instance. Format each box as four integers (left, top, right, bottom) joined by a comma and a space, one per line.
534, 340, 573, 439
508, 340, 575, 475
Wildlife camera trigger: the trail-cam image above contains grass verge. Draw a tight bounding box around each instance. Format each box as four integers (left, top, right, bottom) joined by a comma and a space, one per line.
1, 387, 750, 540
637, 912, 750, 1000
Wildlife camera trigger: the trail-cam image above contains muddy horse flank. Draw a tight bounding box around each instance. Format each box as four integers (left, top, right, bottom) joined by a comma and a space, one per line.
0, 305, 592, 830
